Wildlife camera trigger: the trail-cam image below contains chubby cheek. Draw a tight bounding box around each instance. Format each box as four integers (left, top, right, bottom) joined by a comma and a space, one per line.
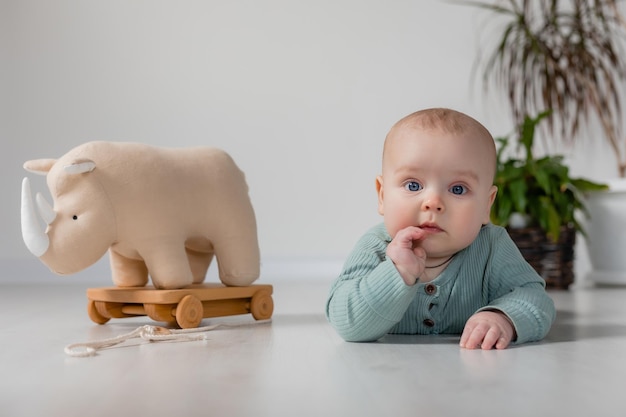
381, 201, 415, 239
453, 225, 482, 250
383, 218, 400, 240
448, 210, 486, 245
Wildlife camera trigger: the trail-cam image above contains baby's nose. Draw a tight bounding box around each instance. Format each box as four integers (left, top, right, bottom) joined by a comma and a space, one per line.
422, 195, 444, 212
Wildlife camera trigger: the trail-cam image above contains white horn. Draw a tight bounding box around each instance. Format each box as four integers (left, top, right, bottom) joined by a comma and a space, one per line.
64, 161, 95, 175
36, 192, 56, 225
21, 178, 50, 257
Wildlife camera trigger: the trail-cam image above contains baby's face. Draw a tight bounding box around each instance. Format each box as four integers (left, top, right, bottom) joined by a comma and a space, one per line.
377, 125, 497, 259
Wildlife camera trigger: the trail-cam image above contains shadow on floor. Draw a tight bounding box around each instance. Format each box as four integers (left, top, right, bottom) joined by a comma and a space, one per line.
545, 309, 626, 343
376, 334, 460, 345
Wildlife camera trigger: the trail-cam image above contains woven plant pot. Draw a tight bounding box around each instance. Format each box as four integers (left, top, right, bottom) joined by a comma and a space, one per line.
506, 225, 576, 289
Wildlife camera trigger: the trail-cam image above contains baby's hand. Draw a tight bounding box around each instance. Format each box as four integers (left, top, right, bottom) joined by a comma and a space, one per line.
460, 311, 516, 350
386, 226, 428, 286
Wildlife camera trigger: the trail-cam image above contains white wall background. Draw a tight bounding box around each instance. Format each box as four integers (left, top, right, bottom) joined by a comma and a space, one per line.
1, 0, 622, 285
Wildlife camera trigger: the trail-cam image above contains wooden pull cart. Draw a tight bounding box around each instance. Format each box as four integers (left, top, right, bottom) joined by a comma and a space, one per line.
86, 284, 274, 329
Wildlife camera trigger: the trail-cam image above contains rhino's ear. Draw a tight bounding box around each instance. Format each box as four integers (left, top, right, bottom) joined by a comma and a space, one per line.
23, 159, 57, 175
64, 160, 96, 175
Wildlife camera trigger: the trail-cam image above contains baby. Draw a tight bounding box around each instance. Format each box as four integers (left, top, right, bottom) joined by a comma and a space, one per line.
325, 108, 555, 349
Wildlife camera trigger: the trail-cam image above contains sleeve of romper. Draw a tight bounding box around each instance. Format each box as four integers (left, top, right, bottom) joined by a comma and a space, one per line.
477, 226, 557, 345
325, 227, 419, 342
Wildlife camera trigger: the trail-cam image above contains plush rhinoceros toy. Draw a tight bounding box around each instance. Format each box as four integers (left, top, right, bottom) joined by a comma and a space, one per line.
21, 141, 260, 290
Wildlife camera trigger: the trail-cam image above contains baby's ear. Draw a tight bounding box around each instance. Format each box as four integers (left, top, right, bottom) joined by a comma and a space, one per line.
376, 176, 385, 215
484, 185, 498, 224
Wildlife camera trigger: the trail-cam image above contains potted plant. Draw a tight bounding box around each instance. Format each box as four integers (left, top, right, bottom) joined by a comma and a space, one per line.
460, 0, 626, 285
491, 111, 608, 289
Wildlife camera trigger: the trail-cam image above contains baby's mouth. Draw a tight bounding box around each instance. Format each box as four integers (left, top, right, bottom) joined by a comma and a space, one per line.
419, 222, 443, 233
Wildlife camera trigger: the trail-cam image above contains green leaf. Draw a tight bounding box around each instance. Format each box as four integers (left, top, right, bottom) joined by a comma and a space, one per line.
509, 177, 528, 213
570, 178, 609, 192
539, 197, 563, 241
534, 168, 551, 194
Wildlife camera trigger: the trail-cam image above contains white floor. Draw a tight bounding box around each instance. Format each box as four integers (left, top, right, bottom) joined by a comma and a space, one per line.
2, 278, 626, 417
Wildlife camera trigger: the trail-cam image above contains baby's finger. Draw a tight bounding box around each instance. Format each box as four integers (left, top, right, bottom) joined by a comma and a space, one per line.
405, 226, 429, 241
480, 327, 501, 350
459, 323, 473, 348
415, 228, 431, 241
394, 227, 422, 248
412, 245, 426, 259
460, 324, 485, 349
495, 336, 510, 350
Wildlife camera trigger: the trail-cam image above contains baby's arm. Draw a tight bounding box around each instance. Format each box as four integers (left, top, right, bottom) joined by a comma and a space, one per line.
456, 225, 556, 347
326, 226, 419, 342
459, 310, 516, 350
385, 226, 428, 286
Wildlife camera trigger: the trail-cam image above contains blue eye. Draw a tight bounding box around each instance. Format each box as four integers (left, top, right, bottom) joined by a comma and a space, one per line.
450, 185, 466, 195
405, 181, 422, 192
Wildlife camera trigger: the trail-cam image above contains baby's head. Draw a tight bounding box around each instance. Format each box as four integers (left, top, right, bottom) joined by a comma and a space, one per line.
382, 108, 497, 178
377, 108, 498, 258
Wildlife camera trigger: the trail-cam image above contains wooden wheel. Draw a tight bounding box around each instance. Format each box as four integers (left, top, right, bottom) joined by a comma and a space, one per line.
87, 299, 110, 325
144, 303, 175, 323
94, 300, 128, 318
175, 295, 203, 329
250, 290, 273, 320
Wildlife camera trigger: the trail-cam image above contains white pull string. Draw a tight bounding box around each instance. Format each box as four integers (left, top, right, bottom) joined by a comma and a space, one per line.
65, 320, 271, 357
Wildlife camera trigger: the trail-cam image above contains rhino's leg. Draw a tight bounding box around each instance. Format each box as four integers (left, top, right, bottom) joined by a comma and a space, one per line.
109, 250, 149, 287
185, 237, 214, 284
186, 248, 214, 284
215, 235, 260, 287
143, 243, 194, 289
